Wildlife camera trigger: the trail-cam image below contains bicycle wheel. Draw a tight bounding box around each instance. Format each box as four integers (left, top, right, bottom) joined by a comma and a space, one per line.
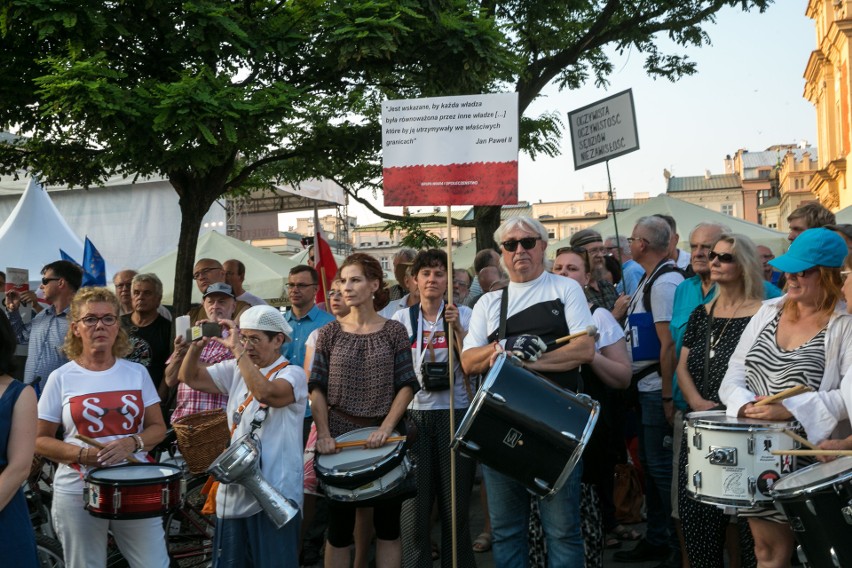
35, 533, 65, 568
164, 475, 215, 567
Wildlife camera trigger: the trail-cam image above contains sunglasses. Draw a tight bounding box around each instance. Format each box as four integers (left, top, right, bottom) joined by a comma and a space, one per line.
42, 277, 61, 286
501, 237, 541, 252
708, 251, 736, 264
791, 267, 820, 278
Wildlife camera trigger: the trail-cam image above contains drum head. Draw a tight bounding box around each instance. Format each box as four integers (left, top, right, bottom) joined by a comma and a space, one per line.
687, 410, 794, 431
87, 463, 181, 482
316, 427, 402, 471
773, 456, 852, 493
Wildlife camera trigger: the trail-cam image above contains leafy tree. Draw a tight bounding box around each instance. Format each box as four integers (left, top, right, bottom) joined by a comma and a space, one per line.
0, 0, 508, 312
385, 216, 447, 249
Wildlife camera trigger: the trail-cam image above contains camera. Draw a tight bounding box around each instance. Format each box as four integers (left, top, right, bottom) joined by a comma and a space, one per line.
420, 361, 451, 391
187, 322, 222, 342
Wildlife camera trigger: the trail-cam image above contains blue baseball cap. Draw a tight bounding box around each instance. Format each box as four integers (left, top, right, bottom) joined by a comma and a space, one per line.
769, 228, 847, 273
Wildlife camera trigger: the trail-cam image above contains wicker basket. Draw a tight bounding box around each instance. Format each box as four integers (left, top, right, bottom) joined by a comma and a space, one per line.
173, 409, 230, 474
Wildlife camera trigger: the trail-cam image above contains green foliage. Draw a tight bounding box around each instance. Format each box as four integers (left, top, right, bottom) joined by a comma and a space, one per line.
384, 217, 446, 250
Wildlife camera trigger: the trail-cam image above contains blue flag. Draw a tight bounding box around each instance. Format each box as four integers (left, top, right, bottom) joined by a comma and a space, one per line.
59, 249, 80, 265
81, 237, 106, 287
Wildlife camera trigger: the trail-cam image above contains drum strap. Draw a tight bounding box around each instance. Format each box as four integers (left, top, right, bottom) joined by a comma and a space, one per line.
231, 361, 290, 436
498, 286, 509, 341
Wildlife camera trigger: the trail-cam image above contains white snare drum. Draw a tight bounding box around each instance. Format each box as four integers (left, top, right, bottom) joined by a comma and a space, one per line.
686, 410, 798, 509
85, 463, 184, 519
315, 427, 411, 502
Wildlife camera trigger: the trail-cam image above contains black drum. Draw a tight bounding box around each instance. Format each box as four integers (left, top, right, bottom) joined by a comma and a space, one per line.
771, 456, 852, 567
452, 353, 598, 498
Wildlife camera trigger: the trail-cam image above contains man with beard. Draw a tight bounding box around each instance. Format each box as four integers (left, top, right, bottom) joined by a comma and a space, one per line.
570, 229, 628, 321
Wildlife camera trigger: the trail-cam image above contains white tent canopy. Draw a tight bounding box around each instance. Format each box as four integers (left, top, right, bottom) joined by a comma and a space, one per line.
0, 177, 117, 278
551, 194, 790, 257
141, 231, 298, 304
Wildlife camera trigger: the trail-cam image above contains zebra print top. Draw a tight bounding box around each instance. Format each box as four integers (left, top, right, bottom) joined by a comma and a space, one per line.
744, 310, 827, 397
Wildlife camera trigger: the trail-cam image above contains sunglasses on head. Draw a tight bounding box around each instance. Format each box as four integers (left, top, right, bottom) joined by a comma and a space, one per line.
708, 251, 736, 264
501, 237, 541, 252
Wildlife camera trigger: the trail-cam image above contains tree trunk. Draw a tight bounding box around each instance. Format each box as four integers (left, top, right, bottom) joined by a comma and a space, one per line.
473, 205, 502, 251
169, 178, 222, 315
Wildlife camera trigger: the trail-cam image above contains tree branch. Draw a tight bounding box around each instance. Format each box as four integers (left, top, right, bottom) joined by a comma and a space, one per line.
224, 149, 304, 190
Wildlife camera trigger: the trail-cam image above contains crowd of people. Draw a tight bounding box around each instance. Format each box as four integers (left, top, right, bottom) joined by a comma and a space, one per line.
2, 201, 852, 568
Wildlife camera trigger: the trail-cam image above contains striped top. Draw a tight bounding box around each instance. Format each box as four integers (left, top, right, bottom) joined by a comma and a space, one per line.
744, 311, 826, 397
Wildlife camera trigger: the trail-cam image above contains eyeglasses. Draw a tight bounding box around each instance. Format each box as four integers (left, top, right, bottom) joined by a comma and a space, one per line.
626, 237, 649, 245
192, 267, 220, 280
708, 251, 736, 264
41, 277, 61, 286
327, 290, 343, 298
287, 283, 317, 289
501, 237, 541, 252
452, 280, 469, 287
239, 335, 265, 346
582, 246, 607, 256
77, 314, 118, 327
791, 267, 820, 278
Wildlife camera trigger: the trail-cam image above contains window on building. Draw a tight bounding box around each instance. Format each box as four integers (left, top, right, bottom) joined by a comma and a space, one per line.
721, 204, 734, 216
380, 257, 389, 270
548, 231, 555, 239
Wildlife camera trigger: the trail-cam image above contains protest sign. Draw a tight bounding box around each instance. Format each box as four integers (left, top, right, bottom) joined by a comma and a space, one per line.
382, 92, 519, 206
568, 89, 639, 170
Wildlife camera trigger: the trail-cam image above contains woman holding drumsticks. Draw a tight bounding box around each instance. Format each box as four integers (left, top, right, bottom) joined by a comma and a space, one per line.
35, 287, 168, 568
309, 253, 419, 567
719, 228, 852, 568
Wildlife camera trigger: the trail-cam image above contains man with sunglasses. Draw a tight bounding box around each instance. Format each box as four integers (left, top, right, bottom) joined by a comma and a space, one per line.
462, 216, 595, 568
6, 260, 82, 395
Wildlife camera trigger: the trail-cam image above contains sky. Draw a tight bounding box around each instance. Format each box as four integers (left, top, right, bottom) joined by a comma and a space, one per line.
280, 2, 817, 231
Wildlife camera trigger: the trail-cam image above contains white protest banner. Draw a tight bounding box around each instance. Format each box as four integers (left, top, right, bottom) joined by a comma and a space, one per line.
381, 92, 519, 206
568, 89, 639, 170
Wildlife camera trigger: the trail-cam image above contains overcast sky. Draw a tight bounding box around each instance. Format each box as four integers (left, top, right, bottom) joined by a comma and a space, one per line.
281, 2, 816, 231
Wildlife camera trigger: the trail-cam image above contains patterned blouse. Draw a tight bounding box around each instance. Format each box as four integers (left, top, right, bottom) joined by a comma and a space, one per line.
309, 320, 418, 438
744, 310, 827, 397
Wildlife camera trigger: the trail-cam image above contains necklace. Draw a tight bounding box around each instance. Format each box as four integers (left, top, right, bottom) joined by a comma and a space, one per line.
708, 299, 745, 359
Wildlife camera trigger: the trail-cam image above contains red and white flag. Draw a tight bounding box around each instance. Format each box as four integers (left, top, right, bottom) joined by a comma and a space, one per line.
313, 207, 338, 306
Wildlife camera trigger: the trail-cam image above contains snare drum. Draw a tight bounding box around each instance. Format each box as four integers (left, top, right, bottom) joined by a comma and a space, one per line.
315, 427, 411, 502
452, 353, 599, 498
685, 411, 798, 509
85, 463, 184, 519
771, 456, 852, 568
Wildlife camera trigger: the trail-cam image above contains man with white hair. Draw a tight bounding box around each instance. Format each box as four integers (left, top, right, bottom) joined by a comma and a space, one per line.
462, 216, 595, 568
179, 304, 307, 567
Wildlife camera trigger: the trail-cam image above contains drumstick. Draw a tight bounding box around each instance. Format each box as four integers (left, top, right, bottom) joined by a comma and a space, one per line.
75, 434, 143, 464
771, 449, 852, 456
753, 385, 812, 407
545, 325, 598, 349
335, 435, 406, 450
784, 429, 818, 450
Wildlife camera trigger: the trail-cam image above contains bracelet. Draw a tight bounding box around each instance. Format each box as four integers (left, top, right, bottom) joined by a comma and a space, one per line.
235, 349, 246, 364
662, 396, 673, 402
132, 434, 144, 452
77, 446, 85, 464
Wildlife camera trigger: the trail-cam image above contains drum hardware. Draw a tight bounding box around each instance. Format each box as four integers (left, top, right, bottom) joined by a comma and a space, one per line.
208, 434, 299, 529
315, 427, 411, 502
706, 447, 737, 466
771, 456, 852, 567
686, 410, 798, 508
452, 353, 599, 499
84, 463, 184, 519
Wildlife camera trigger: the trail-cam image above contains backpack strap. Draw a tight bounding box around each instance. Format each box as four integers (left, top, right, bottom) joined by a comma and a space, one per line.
641, 262, 687, 313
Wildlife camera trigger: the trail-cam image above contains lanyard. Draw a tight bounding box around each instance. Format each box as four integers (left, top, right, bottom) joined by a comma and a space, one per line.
231, 360, 289, 436
416, 302, 444, 368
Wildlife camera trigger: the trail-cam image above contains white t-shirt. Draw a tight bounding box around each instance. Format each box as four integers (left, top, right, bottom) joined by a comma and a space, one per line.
675, 250, 692, 271
624, 262, 683, 392
378, 294, 411, 319
464, 271, 594, 354
38, 359, 160, 495
236, 291, 267, 307
593, 306, 625, 351
207, 356, 307, 518
392, 302, 472, 411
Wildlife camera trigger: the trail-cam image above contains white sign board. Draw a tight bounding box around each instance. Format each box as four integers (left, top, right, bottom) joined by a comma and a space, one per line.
568, 89, 639, 170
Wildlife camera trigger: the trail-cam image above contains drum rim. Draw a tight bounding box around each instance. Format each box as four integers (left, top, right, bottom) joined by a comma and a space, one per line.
85, 462, 183, 484
686, 412, 799, 432
322, 455, 412, 502
453, 352, 507, 448
771, 456, 852, 496
315, 427, 406, 483
685, 486, 768, 509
